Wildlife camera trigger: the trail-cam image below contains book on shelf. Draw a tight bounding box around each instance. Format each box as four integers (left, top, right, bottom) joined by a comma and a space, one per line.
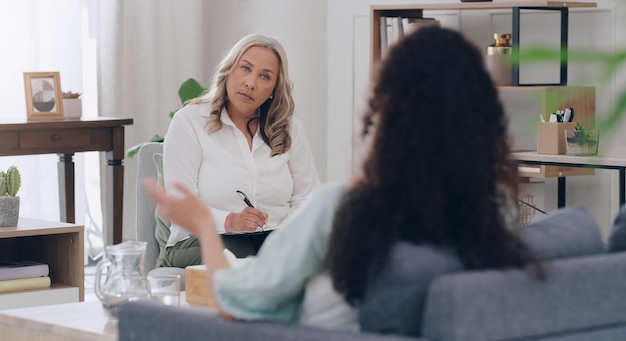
401, 17, 440, 35
0, 260, 49, 281
0, 285, 79, 310
0, 276, 51, 293
379, 16, 441, 57
379, 16, 388, 57
379, 16, 402, 57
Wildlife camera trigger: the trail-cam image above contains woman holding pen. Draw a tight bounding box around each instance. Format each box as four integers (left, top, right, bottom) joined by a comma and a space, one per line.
159, 34, 319, 267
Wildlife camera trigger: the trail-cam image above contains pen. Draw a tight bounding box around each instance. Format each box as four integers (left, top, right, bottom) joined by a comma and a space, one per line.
236, 190, 255, 208
236, 190, 265, 232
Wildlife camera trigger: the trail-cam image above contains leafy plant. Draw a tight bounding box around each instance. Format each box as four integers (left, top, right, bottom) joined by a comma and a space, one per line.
62, 91, 81, 99
0, 166, 21, 197
570, 122, 594, 144
126, 78, 206, 158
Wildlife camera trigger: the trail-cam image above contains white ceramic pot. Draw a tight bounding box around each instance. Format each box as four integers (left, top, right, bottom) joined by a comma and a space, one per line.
0, 196, 19, 227
63, 98, 82, 119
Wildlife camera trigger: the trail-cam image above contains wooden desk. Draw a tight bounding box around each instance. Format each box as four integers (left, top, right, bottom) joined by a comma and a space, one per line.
0, 117, 133, 245
512, 148, 626, 208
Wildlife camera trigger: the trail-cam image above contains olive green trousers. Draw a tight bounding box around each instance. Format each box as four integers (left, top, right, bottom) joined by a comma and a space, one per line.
156, 232, 270, 268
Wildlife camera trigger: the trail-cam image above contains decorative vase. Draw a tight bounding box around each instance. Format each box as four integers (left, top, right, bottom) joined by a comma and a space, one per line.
485, 33, 513, 86
0, 196, 20, 227
63, 98, 82, 120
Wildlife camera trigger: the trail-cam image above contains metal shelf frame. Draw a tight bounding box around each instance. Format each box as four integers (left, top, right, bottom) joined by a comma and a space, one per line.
512, 7, 569, 86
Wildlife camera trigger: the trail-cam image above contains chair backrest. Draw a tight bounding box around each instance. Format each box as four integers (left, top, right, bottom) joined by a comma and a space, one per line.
135, 142, 164, 273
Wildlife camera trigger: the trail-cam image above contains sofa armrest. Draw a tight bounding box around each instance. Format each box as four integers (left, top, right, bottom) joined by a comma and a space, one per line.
118, 301, 423, 341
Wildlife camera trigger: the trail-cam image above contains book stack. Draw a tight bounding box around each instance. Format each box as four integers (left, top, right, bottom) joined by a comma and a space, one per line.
379, 16, 441, 58
0, 261, 51, 293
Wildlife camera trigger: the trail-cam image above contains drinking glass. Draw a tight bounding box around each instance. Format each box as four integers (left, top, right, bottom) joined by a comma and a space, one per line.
147, 274, 181, 306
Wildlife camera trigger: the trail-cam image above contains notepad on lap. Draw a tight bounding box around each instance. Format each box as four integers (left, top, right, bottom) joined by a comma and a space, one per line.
221, 226, 278, 236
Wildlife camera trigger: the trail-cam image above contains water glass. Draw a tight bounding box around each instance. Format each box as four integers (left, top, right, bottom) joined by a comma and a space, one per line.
148, 274, 181, 306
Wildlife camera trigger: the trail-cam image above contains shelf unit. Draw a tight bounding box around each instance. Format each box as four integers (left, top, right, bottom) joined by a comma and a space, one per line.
0, 218, 84, 309
371, 1, 597, 85
370, 1, 597, 179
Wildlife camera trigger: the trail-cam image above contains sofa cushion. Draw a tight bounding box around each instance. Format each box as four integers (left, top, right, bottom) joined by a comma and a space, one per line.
358, 242, 462, 337
516, 206, 604, 260
607, 205, 626, 252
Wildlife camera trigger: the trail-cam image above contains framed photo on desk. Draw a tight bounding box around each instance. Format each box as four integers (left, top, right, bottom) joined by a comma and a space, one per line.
23, 71, 64, 121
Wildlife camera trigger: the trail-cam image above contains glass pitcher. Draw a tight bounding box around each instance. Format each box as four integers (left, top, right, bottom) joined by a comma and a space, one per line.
94, 240, 151, 319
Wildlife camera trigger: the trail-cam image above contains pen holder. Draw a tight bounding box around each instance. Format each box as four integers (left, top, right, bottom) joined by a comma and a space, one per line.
537, 122, 576, 155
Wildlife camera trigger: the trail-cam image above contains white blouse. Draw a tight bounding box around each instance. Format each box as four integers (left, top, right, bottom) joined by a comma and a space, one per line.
163, 104, 320, 246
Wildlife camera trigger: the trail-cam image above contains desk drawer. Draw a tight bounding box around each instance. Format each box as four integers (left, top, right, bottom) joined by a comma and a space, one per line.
0, 131, 18, 151
20, 129, 91, 149
518, 164, 595, 178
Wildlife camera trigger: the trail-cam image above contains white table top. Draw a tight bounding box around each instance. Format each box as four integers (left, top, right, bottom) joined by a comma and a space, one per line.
0, 292, 207, 341
0, 300, 116, 341
512, 147, 626, 168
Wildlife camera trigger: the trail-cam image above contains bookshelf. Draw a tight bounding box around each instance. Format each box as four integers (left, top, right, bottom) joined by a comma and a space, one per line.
0, 218, 84, 309
370, 1, 597, 78
370, 1, 598, 179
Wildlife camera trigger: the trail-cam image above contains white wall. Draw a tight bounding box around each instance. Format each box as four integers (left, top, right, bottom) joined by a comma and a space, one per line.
327, 0, 626, 236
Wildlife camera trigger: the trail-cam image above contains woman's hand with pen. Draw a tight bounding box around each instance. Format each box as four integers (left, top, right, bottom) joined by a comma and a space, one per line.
226, 190, 268, 232
225, 208, 268, 232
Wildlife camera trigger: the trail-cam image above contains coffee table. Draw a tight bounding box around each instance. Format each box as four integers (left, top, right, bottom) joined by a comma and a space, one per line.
0, 300, 115, 340
0, 293, 199, 340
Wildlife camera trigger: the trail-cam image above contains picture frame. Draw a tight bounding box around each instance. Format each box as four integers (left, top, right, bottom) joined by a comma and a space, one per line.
23, 71, 64, 120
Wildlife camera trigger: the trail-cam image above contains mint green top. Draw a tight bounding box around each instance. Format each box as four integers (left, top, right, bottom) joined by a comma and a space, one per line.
213, 182, 347, 323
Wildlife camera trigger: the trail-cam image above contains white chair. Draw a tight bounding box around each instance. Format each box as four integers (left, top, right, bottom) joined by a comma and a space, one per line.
134, 142, 185, 289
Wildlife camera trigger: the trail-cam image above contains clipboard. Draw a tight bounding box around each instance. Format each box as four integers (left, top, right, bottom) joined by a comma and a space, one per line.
221, 226, 278, 236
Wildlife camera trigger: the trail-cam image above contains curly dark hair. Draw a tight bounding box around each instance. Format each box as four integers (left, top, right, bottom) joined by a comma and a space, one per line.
326, 26, 541, 305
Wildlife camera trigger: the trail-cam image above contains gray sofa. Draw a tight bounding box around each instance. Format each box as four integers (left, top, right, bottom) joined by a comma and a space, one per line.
119, 205, 626, 341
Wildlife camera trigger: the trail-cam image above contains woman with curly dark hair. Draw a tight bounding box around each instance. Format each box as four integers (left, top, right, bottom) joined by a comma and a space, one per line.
328, 25, 529, 304
145, 26, 541, 336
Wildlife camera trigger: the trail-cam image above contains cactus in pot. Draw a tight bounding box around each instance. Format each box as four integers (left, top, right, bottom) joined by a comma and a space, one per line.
0, 166, 21, 227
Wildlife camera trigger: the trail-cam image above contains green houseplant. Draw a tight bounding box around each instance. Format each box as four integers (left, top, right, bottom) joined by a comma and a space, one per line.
127, 78, 206, 158
0, 166, 22, 227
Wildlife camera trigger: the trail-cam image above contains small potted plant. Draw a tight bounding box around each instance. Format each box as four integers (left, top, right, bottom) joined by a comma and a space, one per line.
62, 91, 82, 120
0, 166, 21, 227
565, 122, 600, 156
